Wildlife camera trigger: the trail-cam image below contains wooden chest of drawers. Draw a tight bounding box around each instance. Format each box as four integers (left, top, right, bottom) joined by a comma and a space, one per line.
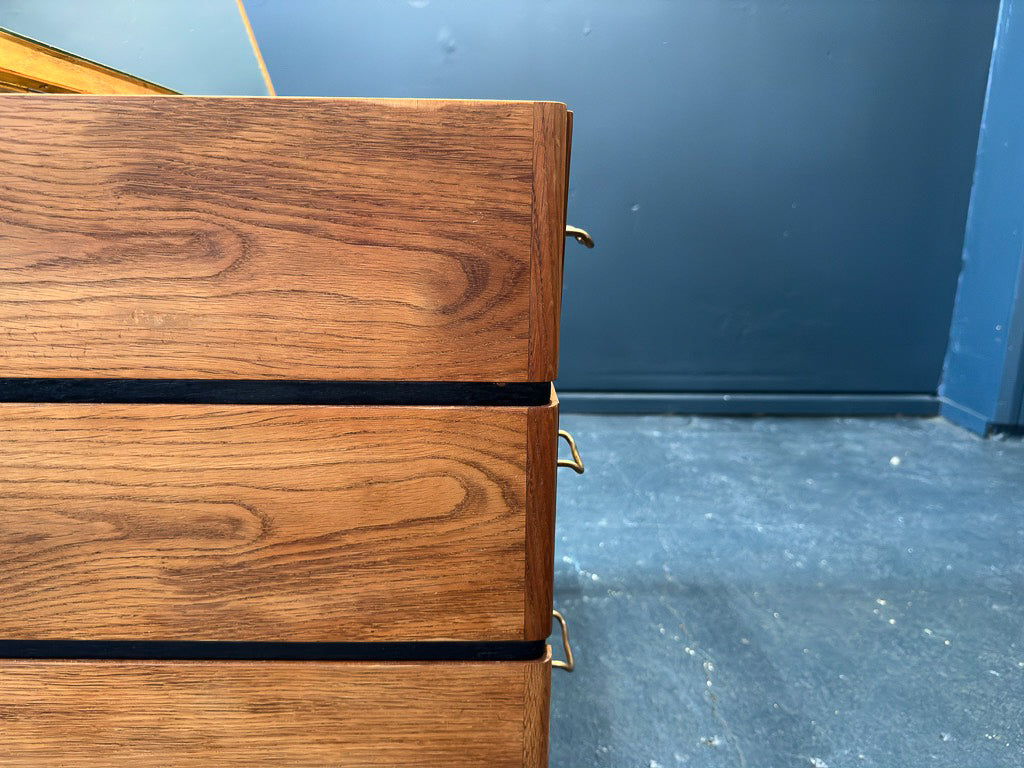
0, 95, 579, 766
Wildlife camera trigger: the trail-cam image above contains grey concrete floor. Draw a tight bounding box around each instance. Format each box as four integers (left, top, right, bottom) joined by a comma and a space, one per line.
550, 415, 1024, 768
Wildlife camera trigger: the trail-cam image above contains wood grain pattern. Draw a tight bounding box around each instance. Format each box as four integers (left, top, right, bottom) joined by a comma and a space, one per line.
528, 101, 569, 381
525, 386, 559, 639
0, 95, 568, 381
0, 400, 558, 642
0, 654, 551, 767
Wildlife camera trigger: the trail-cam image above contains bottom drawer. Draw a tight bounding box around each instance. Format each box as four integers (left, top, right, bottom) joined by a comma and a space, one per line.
0, 653, 551, 767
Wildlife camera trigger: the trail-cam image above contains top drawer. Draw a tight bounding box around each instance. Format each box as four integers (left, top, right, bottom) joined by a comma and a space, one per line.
0, 96, 568, 382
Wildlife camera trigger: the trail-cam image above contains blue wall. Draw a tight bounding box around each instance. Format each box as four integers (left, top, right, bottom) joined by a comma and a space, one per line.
941, 0, 1024, 434
4, 0, 1009, 416
248, 0, 998, 411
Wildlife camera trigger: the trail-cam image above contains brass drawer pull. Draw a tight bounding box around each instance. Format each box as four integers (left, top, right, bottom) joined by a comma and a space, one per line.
565, 225, 594, 248
552, 609, 575, 672
557, 429, 584, 474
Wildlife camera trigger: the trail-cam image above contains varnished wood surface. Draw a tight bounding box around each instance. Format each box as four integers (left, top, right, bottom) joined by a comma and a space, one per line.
525, 387, 559, 639
0, 653, 552, 767
0, 400, 558, 642
523, 648, 553, 768
529, 102, 568, 381
0, 29, 175, 94
562, 111, 574, 289
0, 95, 568, 381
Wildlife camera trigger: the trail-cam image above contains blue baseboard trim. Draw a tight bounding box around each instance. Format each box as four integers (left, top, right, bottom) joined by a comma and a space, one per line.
938, 398, 991, 436
557, 392, 940, 416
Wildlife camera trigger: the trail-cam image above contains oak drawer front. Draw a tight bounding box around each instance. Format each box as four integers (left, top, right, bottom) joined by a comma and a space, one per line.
0, 655, 551, 767
0, 399, 558, 642
0, 95, 567, 382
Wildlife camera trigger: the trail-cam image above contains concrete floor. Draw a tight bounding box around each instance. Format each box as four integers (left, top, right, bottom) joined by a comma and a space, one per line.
550, 415, 1024, 768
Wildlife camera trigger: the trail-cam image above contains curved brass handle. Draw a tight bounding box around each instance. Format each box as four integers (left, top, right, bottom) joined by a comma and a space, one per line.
557, 430, 584, 474
565, 225, 594, 248
552, 609, 575, 672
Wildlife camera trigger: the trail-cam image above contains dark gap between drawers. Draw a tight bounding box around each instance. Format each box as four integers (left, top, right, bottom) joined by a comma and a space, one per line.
0, 380, 550, 406
0, 640, 548, 663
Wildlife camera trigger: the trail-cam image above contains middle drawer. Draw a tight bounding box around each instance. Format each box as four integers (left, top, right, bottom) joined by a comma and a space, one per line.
0, 397, 558, 643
